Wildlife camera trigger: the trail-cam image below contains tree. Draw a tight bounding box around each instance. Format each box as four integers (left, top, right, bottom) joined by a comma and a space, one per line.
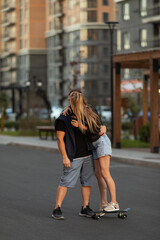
0, 92, 9, 112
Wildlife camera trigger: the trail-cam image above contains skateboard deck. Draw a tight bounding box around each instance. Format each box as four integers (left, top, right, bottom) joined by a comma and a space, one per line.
92, 208, 130, 220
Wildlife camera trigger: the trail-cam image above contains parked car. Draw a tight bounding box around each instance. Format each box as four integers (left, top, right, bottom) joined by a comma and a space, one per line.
96, 106, 111, 122
50, 106, 63, 120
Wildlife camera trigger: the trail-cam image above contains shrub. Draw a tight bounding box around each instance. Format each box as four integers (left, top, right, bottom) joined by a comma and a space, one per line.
18, 118, 52, 132
122, 122, 133, 132
4, 121, 19, 130
139, 123, 150, 142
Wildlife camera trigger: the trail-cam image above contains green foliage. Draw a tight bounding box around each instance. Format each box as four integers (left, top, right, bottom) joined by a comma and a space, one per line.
139, 124, 150, 143
19, 118, 52, 132
122, 122, 133, 132
124, 95, 141, 121
0, 92, 9, 110
122, 139, 150, 148
4, 121, 19, 130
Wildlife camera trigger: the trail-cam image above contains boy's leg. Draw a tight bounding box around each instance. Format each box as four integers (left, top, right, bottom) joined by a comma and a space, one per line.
81, 186, 91, 207
55, 185, 68, 208
79, 156, 95, 217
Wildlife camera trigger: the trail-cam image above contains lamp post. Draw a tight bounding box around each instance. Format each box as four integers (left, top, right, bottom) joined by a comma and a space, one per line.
104, 21, 118, 143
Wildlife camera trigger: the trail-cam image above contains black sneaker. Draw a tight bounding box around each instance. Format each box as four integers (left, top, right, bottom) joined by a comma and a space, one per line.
79, 205, 95, 218
52, 206, 64, 220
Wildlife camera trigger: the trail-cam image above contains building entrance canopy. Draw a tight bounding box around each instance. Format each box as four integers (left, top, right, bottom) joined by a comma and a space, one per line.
113, 50, 160, 153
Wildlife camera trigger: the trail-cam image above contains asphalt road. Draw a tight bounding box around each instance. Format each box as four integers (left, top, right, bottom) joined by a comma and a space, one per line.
0, 144, 160, 240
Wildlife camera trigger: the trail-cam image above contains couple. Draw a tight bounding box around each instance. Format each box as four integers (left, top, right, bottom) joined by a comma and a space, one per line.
52, 89, 119, 220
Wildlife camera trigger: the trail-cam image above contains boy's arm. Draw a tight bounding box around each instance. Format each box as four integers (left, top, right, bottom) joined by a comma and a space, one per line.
56, 131, 71, 168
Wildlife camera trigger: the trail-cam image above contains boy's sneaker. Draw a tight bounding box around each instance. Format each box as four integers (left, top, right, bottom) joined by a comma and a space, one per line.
52, 206, 64, 220
103, 202, 120, 212
79, 205, 95, 218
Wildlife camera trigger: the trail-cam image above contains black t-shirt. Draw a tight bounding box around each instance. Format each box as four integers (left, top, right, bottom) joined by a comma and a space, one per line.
55, 119, 92, 159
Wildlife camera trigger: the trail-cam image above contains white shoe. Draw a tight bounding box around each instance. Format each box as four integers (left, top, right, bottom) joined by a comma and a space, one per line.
99, 203, 109, 216
103, 202, 120, 212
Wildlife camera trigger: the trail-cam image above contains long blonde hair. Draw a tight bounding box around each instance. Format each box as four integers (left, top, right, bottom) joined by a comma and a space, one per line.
69, 91, 101, 133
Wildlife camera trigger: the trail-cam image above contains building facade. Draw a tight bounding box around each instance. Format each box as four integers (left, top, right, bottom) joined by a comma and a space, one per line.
0, 0, 46, 88
46, 0, 117, 107
0, 0, 117, 111
115, 0, 160, 80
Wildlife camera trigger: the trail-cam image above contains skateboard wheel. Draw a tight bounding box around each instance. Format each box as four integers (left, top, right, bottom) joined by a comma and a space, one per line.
118, 213, 127, 219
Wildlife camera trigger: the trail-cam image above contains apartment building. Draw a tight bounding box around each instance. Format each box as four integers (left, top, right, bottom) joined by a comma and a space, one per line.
0, 0, 46, 89
115, 0, 160, 80
0, 0, 117, 110
46, 0, 117, 107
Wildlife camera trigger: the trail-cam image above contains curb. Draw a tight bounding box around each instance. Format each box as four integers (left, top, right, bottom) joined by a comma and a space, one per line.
9, 143, 59, 153
111, 156, 160, 169
8, 142, 160, 169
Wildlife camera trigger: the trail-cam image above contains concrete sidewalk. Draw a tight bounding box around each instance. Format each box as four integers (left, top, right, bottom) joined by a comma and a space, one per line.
0, 135, 160, 168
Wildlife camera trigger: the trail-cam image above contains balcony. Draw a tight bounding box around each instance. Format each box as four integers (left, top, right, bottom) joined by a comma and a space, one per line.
152, 37, 160, 48
1, 17, 9, 26
8, 30, 16, 40
2, 32, 10, 41
142, 5, 160, 23
1, 0, 16, 12
8, 15, 16, 26
7, 0, 16, 12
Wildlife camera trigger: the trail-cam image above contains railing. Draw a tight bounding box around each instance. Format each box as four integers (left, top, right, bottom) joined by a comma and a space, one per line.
1, 0, 16, 11
146, 5, 160, 17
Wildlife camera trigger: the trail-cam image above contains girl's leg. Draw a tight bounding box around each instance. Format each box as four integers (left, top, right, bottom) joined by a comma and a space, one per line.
94, 159, 108, 207
98, 155, 117, 203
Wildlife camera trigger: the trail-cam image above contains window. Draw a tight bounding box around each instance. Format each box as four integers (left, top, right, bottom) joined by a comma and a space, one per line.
103, 64, 109, 73
86, 80, 98, 93
140, 0, 147, 17
140, 29, 147, 47
103, 47, 108, 57
103, 0, 108, 6
124, 69, 130, 79
103, 82, 109, 93
117, 30, 121, 51
88, 0, 97, 8
69, 16, 75, 25
80, 29, 98, 40
19, 24, 23, 37
88, 46, 98, 58
88, 11, 97, 22
88, 29, 98, 40
80, 29, 88, 41
103, 29, 108, 40
81, 0, 97, 8
123, 3, 130, 20
123, 32, 130, 49
103, 13, 108, 22
69, 0, 75, 9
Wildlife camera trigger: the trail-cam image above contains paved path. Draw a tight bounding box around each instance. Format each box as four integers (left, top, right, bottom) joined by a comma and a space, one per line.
0, 145, 160, 240
0, 135, 160, 168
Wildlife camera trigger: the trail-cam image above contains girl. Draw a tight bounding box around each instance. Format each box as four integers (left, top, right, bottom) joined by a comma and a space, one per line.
68, 90, 119, 212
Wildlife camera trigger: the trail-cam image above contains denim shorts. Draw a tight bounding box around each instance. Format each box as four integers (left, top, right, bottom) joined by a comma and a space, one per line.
92, 134, 112, 160
59, 155, 94, 188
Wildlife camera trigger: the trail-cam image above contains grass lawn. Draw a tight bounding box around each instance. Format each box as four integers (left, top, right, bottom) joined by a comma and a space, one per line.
122, 139, 150, 148
0, 130, 38, 137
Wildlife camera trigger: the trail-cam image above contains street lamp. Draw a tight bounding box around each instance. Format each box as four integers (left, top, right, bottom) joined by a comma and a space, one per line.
105, 21, 118, 143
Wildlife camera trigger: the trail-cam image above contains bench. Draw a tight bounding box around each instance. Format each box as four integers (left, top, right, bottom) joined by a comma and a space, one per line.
36, 126, 56, 140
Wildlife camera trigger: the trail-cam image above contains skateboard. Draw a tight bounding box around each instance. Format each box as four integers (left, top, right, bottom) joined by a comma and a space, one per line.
92, 208, 130, 220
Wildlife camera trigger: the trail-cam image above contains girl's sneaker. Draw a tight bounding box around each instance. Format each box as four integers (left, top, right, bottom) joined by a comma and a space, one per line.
100, 203, 109, 216
103, 202, 120, 212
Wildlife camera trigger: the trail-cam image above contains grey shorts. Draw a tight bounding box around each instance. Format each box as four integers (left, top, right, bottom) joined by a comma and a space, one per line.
59, 155, 94, 188
92, 134, 112, 160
